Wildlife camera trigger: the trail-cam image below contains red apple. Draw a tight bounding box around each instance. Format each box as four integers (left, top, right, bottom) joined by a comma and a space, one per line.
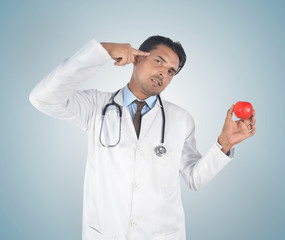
233, 101, 253, 120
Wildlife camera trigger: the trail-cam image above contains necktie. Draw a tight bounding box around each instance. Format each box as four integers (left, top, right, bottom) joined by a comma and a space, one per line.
133, 100, 146, 138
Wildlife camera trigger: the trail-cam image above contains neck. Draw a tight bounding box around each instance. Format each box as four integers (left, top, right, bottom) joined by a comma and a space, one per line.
127, 82, 149, 100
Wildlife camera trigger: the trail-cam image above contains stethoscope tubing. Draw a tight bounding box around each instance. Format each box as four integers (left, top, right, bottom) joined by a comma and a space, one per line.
99, 89, 166, 157
157, 94, 165, 145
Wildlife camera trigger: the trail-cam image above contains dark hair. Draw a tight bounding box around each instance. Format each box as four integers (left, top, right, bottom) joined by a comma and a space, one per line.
139, 35, 186, 75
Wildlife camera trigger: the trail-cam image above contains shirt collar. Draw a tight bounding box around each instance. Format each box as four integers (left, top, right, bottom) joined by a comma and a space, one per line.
122, 84, 157, 109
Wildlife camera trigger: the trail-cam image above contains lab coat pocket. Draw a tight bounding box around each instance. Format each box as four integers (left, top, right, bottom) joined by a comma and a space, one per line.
152, 231, 179, 240
85, 213, 118, 240
84, 212, 104, 239
87, 225, 104, 239
85, 225, 116, 240
152, 151, 181, 188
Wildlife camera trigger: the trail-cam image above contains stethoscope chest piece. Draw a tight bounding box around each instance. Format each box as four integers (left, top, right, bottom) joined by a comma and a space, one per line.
155, 145, 166, 157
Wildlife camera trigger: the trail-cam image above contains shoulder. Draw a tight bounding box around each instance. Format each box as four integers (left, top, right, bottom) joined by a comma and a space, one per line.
94, 89, 113, 98
162, 99, 195, 125
161, 98, 196, 139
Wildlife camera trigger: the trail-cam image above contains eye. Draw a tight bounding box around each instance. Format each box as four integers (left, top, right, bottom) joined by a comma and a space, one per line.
155, 59, 161, 64
168, 70, 174, 76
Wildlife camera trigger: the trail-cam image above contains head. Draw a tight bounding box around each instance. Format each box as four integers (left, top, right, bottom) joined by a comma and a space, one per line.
129, 35, 186, 100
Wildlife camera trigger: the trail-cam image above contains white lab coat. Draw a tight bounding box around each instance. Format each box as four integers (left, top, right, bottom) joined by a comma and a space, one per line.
29, 38, 235, 240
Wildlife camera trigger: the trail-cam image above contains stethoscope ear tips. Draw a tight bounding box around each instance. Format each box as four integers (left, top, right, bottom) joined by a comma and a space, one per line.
155, 145, 167, 157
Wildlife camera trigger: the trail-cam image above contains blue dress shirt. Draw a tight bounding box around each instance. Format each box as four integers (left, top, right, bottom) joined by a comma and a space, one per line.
122, 84, 157, 119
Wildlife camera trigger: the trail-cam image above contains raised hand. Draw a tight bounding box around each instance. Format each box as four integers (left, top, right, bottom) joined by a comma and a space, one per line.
218, 104, 256, 154
101, 42, 150, 66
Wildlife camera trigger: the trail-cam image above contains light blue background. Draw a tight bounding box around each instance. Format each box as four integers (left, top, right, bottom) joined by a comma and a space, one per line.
1, 0, 284, 239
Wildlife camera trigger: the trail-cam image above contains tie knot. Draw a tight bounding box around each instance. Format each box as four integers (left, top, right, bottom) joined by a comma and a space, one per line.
134, 100, 146, 112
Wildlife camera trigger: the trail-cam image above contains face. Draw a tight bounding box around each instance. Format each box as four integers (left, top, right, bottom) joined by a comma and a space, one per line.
129, 44, 180, 100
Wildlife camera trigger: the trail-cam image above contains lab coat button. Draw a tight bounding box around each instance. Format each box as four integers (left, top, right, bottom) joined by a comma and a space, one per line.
132, 183, 139, 191
130, 219, 137, 226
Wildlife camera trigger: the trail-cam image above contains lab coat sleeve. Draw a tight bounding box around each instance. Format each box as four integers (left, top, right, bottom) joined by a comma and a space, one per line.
179, 115, 235, 191
29, 39, 112, 132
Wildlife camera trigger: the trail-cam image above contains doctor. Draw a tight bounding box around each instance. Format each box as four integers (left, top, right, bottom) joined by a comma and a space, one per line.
29, 35, 256, 240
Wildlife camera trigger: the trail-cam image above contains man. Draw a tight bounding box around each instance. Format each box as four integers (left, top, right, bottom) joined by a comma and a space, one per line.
29, 35, 256, 240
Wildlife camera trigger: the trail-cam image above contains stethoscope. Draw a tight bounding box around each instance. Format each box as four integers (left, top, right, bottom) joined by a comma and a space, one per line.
99, 89, 167, 157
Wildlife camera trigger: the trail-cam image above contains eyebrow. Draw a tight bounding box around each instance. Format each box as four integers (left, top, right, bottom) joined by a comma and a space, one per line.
157, 56, 177, 74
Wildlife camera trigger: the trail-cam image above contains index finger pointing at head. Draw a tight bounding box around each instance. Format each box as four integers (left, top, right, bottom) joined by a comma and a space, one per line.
132, 48, 150, 56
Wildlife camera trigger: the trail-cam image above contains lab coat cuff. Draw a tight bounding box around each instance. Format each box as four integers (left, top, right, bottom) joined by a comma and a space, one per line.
69, 38, 112, 67
214, 141, 235, 160
90, 38, 112, 62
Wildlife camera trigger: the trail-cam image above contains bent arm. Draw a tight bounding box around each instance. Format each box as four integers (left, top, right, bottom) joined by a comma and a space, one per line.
29, 39, 111, 131
179, 116, 235, 191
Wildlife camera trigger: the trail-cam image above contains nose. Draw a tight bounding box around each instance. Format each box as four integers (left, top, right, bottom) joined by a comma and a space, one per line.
158, 69, 166, 79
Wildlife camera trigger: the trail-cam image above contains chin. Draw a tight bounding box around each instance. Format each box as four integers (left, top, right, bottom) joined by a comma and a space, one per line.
148, 90, 161, 97
142, 85, 162, 97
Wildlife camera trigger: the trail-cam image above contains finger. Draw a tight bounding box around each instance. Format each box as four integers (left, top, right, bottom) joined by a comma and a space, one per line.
226, 104, 234, 120
241, 121, 249, 131
241, 119, 250, 128
251, 125, 256, 135
128, 54, 134, 64
250, 115, 256, 126
247, 125, 256, 137
247, 123, 252, 130
132, 48, 150, 56
114, 58, 122, 66
248, 109, 256, 121
130, 54, 135, 63
245, 120, 254, 131
126, 54, 131, 64
119, 57, 128, 66
243, 118, 251, 126
114, 58, 126, 66
117, 55, 129, 65
113, 57, 121, 61
126, 53, 136, 65
245, 109, 256, 125
113, 57, 121, 65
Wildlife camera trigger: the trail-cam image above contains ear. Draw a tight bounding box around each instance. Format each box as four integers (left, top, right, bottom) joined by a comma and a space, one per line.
133, 55, 142, 66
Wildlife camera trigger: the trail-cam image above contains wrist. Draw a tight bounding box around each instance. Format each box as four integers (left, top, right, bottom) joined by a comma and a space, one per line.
100, 42, 111, 55
218, 135, 233, 154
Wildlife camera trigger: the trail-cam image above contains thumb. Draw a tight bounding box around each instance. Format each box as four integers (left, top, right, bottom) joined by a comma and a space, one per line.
226, 104, 234, 119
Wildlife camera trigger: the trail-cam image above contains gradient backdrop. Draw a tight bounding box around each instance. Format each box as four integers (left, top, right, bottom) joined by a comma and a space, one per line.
1, 0, 284, 239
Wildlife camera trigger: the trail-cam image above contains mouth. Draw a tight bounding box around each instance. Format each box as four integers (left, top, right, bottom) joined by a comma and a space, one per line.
151, 77, 162, 87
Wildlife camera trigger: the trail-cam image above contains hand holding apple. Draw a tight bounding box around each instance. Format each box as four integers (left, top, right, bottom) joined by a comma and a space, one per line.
218, 103, 256, 154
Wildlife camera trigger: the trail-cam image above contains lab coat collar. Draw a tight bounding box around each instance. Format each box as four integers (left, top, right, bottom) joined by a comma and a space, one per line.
122, 84, 157, 109
113, 88, 123, 106
113, 86, 163, 108
113, 86, 164, 143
